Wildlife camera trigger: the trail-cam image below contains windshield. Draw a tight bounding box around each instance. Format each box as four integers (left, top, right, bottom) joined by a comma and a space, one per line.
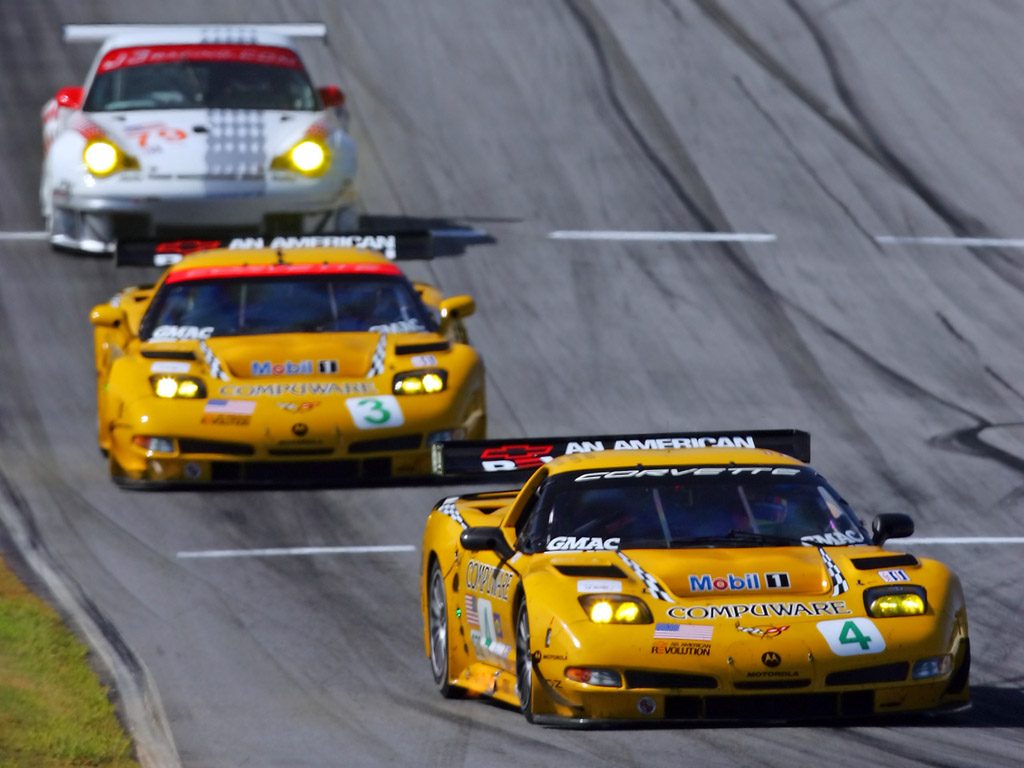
85, 45, 318, 111
140, 275, 438, 340
517, 466, 868, 553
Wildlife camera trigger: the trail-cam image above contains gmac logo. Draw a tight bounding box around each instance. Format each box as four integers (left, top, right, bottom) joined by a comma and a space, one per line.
761, 651, 782, 668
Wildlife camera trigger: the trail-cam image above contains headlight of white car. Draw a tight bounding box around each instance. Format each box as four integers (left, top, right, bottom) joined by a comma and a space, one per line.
83, 138, 139, 177
271, 138, 330, 176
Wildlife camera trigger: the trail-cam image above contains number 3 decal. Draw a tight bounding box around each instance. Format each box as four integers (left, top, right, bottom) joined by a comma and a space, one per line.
346, 395, 405, 429
817, 618, 886, 656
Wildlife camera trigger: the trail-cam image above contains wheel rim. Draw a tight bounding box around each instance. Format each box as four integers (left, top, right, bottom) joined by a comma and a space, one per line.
515, 603, 532, 710
428, 566, 448, 683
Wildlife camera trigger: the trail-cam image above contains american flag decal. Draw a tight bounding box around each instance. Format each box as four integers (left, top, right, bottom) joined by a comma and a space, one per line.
464, 595, 479, 626
653, 623, 713, 641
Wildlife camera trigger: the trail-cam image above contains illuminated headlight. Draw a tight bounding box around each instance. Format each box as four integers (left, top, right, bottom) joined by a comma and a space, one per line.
83, 138, 139, 177
149, 375, 207, 399
393, 370, 448, 395
565, 667, 621, 687
912, 655, 952, 680
865, 585, 927, 617
132, 436, 175, 454
578, 595, 652, 625
271, 138, 330, 175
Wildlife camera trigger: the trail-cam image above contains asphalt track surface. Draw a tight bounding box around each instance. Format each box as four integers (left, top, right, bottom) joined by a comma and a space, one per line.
1, 2, 1023, 766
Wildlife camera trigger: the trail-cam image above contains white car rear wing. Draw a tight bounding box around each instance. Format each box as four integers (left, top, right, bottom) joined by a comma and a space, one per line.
63, 23, 327, 43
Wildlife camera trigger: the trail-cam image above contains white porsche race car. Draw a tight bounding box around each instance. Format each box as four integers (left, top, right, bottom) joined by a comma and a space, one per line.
41, 24, 358, 253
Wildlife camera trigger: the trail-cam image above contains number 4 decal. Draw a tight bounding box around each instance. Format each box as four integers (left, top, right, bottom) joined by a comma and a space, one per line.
817, 618, 886, 656
346, 395, 405, 429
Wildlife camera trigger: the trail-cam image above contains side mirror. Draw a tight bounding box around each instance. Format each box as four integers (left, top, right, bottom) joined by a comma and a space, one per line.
460, 526, 514, 561
318, 85, 345, 108
55, 86, 84, 109
872, 513, 914, 545
440, 295, 475, 320
90, 304, 126, 329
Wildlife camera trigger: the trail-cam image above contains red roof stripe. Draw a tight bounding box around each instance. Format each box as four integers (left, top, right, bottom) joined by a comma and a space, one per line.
164, 262, 402, 283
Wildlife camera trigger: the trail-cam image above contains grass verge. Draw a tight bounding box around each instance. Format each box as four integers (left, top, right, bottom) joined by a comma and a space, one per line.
0, 555, 138, 767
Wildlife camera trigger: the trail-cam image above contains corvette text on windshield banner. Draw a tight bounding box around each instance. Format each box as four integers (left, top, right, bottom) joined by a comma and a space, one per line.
115, 231, 434, 267
432, 429, 811, 477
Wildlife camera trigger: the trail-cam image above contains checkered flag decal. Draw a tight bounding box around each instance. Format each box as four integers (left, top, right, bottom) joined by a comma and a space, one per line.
199, 340, 230, 381
617, 551, 674, 603
438, 496, 467, 530
818, 547, 848, 596
366, 333, 388, 378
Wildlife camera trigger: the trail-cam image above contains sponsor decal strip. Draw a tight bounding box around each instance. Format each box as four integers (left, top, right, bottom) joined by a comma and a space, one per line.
617, 551, 674, 603
177, 545, 415, 559
99, 45, 302, 72
667, 600, 851, 620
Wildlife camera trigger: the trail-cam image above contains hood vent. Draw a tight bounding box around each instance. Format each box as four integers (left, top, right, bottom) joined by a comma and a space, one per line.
851, 554, 919, 570
555, 564, 627, 578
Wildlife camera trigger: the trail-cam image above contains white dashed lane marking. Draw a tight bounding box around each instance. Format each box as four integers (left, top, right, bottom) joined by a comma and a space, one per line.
876, 235, 1024, 248
0, 231, 49, 241
548, 230, 776, 244
177, 545, 416, 559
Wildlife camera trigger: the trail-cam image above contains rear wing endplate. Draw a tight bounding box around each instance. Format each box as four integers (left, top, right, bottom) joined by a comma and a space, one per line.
432, 429, 811, 478
64, 24, 327, 43
115, 232, 434, 268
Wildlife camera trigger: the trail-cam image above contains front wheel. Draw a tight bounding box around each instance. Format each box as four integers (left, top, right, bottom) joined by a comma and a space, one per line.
515, 599, 536, 721
427, 561, 461, 698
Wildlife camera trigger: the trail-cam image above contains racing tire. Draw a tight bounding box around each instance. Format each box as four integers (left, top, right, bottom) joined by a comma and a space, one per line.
427, 561, 462, 699
515, 599, 537, 722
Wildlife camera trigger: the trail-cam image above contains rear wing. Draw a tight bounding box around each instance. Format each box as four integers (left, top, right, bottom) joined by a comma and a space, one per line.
63, 23, 327, 43
115, 232, 434, 268
432, 429, 811, 478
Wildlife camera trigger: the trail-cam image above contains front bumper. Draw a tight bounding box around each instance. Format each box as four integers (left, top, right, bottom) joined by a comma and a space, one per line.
527, 618, 970, 723
50, 175, 356, 253
107, 390, 485, 487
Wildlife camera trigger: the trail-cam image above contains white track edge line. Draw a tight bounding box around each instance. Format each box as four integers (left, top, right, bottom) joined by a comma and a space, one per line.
177, 544, 417, 559
548, 230, 776, 243
876, 235, 1024, 248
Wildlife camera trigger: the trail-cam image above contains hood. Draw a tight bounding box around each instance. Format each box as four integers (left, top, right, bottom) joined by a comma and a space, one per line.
621, 547, 835, 599
205, 333, 381, 379
89, 109, 322, 177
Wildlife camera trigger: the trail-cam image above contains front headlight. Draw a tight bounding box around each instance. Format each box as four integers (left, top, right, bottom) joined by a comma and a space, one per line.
865, 585, 927, 617
149, 375, 207, 399
578, 595, 653, 624
83, 138, 139, 177
270, 138, 330, 176
393, 369, 448, 395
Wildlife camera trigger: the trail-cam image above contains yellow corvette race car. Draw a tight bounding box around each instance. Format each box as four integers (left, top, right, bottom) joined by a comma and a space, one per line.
90, 235, 485, 485
420, 430, 969, 724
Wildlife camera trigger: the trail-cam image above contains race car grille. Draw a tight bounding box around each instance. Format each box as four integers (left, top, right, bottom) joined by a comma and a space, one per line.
178, 438, 255, 456
211, 460, 360, 484
733, 679, 812, 690
825, 662, 909, 686
348, 435, 423, 454
624, 671, 717, 690
665, 691, 875, 720
268, 447, 335, 456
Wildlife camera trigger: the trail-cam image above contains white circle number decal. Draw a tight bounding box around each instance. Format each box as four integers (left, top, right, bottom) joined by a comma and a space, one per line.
346, 396, 405, 430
